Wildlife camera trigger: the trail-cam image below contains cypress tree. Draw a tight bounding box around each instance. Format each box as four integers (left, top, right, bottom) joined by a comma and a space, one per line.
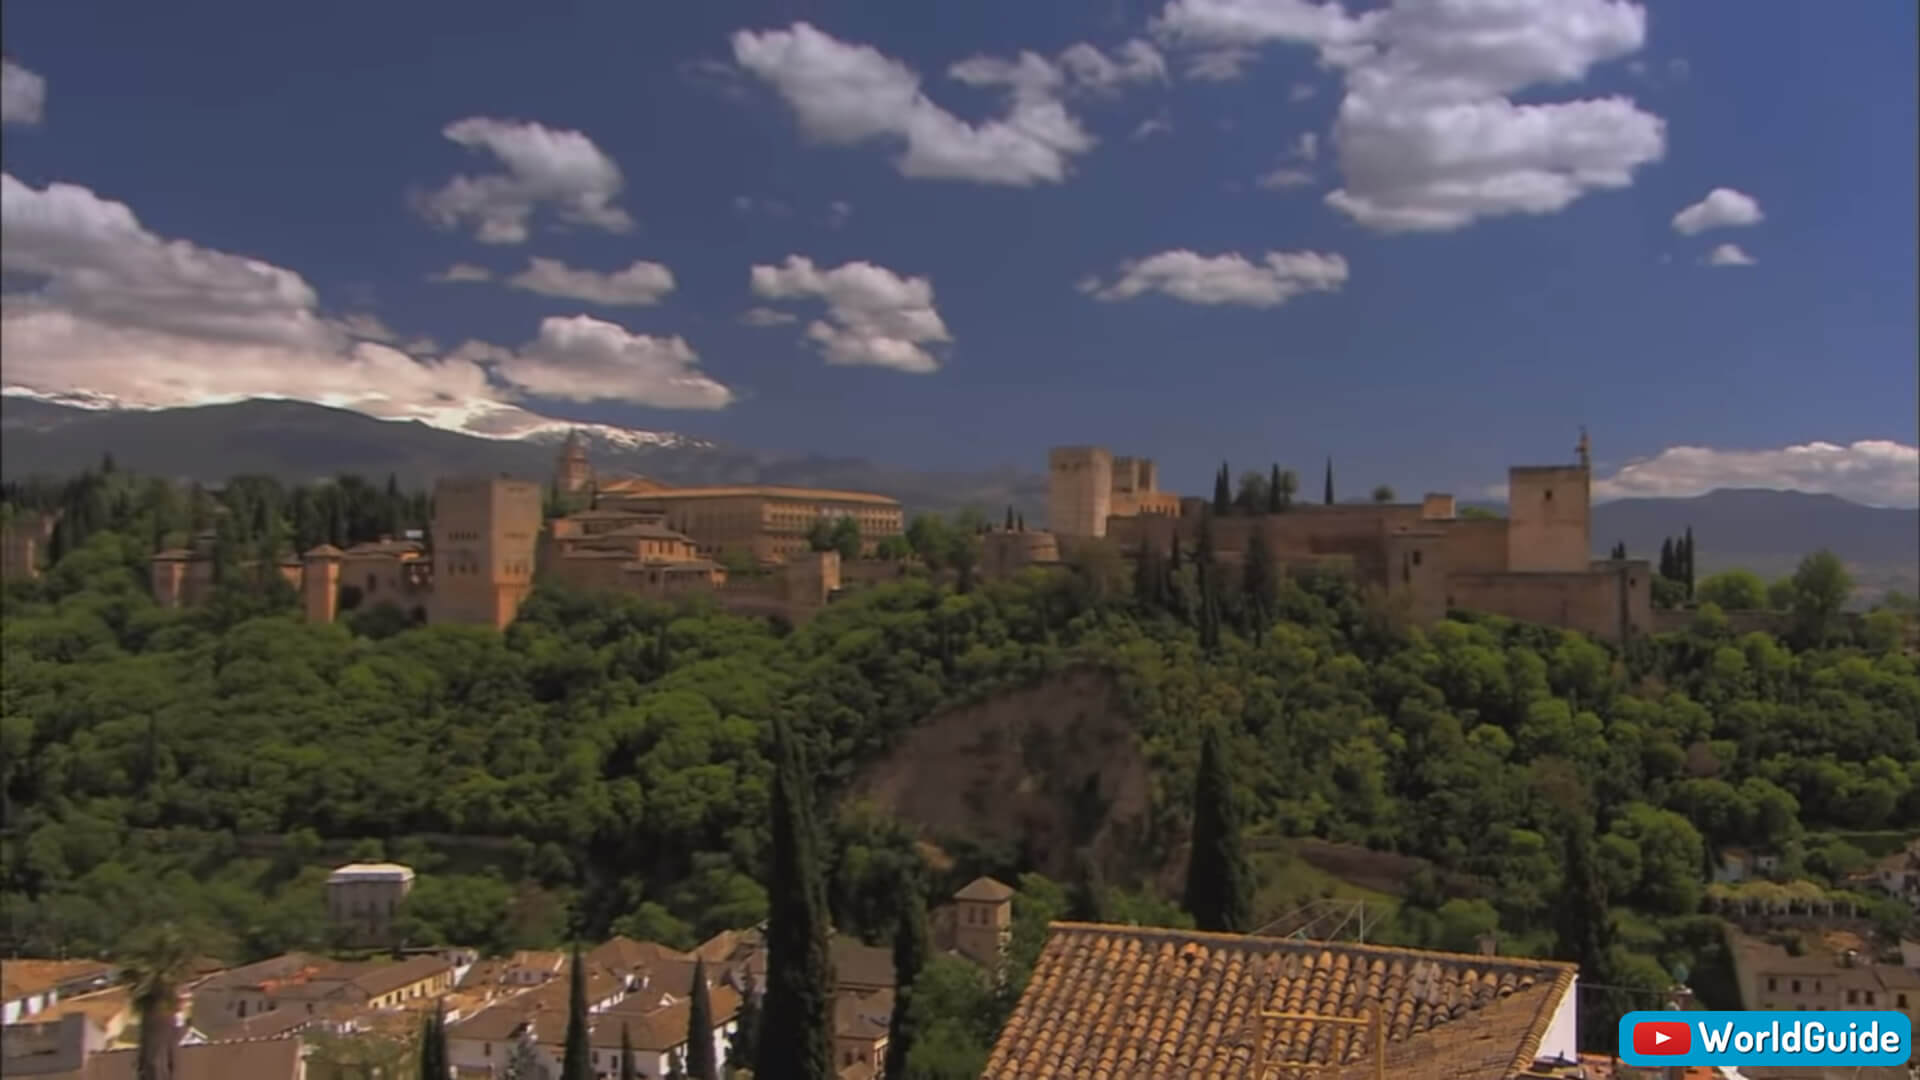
1004, 505, 1014, 531
1266, 464, 1283, 514
728, 986, 761, 1070
757, 717, 836, 1080
1243, 528, 1274, 644
1132, 536, 1159, 611
1683, 526, 1697, 598
559, 943, 590, 1080
885, 882, 931, 1079
619, 1022, 636, 1080
1609, 541, 1626, 561
1658, 537, 1676, 581
1555, 820, 1619, 1048
419, 1002, 448, 1080
1182, 724, 1251, 932
1016, 512, 1025, 531
1324, 458, 1335, 505
1213, 463, 1232, 516
686, 958, 717, 1080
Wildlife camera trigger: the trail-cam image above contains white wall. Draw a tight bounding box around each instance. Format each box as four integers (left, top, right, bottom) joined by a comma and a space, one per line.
1537, 974, 1580, 1065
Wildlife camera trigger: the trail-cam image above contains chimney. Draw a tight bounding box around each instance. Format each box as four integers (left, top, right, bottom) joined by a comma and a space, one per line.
1476, 933, 1498, 957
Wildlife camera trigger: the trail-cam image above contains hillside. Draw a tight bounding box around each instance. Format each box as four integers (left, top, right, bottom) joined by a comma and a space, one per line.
0, 395, 1049, 519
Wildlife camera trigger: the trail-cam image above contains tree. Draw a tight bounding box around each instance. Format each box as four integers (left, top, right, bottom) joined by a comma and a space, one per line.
559, 943, 590, 1080
728, 987, 761, 1071
806, 518, 836, 553
1371, 484, 1395, 504
829, 516, 862, 561
1609, 541, 1627, 560
683, 957, 717, 1080
758, 717, 836, 1080
419, 1001, 449, 1080
1234, 470, 1269, 515
1682, 526, 1696, 599
1212, 463, 1232, 516
126, 923, 196, 1080
1323, 458, 1334, 505
1554, 821, 1619, 1050
1697, 569, 1766, 611
1658, 537, 1676, 582
619, 1022, 636, 1080
1266, 465, 1289, 513
1787, 549, 1852, 644
1182, 724, 1251, 932
1004, 506, 1014, 531
886, 880, 931, 1079
505, 1028, 547, 1080
1242, 528, 1275, 644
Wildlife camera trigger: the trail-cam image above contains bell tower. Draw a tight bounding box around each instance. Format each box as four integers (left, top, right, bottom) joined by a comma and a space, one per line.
554, 429, 594, 510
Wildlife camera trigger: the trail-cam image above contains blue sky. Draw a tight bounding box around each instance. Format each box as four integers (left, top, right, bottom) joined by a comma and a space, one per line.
2, 0, 1915, 506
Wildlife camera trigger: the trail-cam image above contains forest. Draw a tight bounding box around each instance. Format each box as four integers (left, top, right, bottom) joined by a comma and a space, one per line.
3, 463, 1917, 1075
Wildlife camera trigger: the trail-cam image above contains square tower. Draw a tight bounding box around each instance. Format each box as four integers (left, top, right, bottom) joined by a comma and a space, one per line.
429, 476, 543, 630
1048, 446, 1113, 539
1506, 465, 1591, 572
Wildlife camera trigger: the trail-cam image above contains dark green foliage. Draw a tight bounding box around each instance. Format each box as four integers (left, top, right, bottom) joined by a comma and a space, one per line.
1682, 526, 1696, 599
560, 943, 590, 1080
886, 881, 931, 1079
1323, 458, 1334, 505
1212, 463, 1231, 516
757, 718, 836, 1080
1266, 464, 1288, 513
419, 1001, 449, 1080
619, 1022, 636, 1080
1242, 529, 1274, 643
685, 957, 716, 1080
728, 987, 761, 1070
1609, 541, 1627, 561
1555, 821, 1621, 1050
1182, 724, 1251, 933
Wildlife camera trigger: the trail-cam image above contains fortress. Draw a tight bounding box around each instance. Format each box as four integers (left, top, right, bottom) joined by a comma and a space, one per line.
1040, 433, 1654, 643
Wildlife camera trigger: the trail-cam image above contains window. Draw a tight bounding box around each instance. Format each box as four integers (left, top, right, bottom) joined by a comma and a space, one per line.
1899, 993, 1908, 1008
1544, 489, 1554, 501
1866, 991, 1875, 1005
1848, 990, 1858, 1004
1792, 980, 1801, 993
1412, 550, 1422, 566
484, 1043, 491, 1057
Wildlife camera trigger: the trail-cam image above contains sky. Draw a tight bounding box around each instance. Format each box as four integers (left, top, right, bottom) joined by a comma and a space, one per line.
2, 0, 1916, 507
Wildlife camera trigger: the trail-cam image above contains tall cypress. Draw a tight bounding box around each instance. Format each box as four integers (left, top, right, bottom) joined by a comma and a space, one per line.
1682, 526, 1697, 598
619, 1021, 636, 1080
1323, 458, 1335, 505
1556, 820, 1619, 1048
1266, 464, 1283, 514
728, 987, 761, 1070
419, 1002, 448, 1080
1182, 724, 1251, 932
885, 883, 931, 1079
1212, 463, 1232, 516
1243, 528, 1274, 644
685, 958, 717, 1080
1004, 505, 1014, 531
1658, 537, 1676, 581
757, 717, 836, 1080
559, 943, 590, 1080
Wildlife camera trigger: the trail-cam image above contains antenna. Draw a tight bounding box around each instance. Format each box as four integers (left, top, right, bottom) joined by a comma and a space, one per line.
1576, 426, 1591, 470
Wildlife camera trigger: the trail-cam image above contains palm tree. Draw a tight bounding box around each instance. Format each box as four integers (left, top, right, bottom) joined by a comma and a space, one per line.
125, 923, 198, 1080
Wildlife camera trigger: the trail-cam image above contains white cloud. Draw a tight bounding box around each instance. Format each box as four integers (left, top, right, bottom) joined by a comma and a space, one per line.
826, 199, 853, 228
1704, 242, 1756, 267
1155, 0, 1667, 232
2, 59, 46, 126
1132, 110, 1174, 139
732, 194, 793, 217
414, 117, 634, 244
1256, 167, 1315, 190
749, 255, 952, 373
1289, 81, 1318, 102
0, 173, 726, 434
740, 306, 799, 327
505, 256, 676, 306
1672, 187, 1763, 235
428, 262, 493, 283
1081, 249, 1348, 307
1594, 441, 1920, 508
1290, 131, 1318, 160
732, 23, 1095, 186
1058, 40, 1169, 91
1185, 48, 1258, 81
450, 315, 731, 409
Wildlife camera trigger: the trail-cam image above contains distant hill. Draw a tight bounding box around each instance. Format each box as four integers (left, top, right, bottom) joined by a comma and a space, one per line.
0, 395, 1048, 520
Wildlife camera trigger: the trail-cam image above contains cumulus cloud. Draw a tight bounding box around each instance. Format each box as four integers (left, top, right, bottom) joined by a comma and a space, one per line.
1672, 187, 1763, 235
740, 306, 799, 327
1154, 0, 1667, 232
1132, 110, 1174, 139
2, 59, 46, 126
414, 117, 634, 244
429, 262, 493, 283
505, 256, 676, 306
449, 315, 731, 409
1057, 40, 1169, 91
1184, 47, 1258, 81
1594, 441, 1920, 508
1, 173, 726, 434
749, 255, 952, 373
1703, 243, 1756, 267
1289, 81, 1318, 102
732, 23, 1099, 186
1081, 249, 1348, 307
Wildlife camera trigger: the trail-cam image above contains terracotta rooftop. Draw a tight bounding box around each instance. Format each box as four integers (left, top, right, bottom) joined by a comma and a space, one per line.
346, 954, 452, 1000
82, 1038, 302, 1080
983, 923, 1576, 1080
955, 876, 1016, 903
1, 959, 117, 1002
584, 985, 741, 1052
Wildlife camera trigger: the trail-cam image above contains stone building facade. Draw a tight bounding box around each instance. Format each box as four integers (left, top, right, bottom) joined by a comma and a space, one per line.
1065, 434, 1654, 643
594, 478, 904, 565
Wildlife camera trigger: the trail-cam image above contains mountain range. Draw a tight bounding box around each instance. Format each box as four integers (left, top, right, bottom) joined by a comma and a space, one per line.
3, 393, 1913, 598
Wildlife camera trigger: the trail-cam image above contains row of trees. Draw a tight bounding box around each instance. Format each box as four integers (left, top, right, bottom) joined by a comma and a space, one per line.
1205, 459, 1398, 517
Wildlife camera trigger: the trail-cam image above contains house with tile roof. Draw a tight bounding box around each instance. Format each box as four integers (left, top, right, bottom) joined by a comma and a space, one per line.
832, 988, 893, 1079
985, 923, 1579, 1079
79, 1037, 304, 1080
1, 960, 120, 1026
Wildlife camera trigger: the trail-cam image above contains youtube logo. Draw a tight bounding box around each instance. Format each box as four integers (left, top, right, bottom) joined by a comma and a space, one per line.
1634, 1020, 1692, 1056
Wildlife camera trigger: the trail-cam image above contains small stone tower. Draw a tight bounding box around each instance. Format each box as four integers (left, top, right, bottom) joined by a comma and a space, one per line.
302, 544, 344, 623
952, 876, 1014, 977
555, 429, 594, 502
1047, 446, 1113, 539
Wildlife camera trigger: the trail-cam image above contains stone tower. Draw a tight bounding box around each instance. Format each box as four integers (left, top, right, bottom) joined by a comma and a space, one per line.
428, 476, 543, 630
302, 544, 344, 623
555, 429, 593, 502
1048, 446, 1113, 539
1506, 434, 1593, 573
951, 876, 1014, 977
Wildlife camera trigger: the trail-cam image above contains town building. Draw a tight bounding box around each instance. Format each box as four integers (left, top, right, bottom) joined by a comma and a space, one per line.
1063, 432, 1655, 642
0, 509, 59, 583
985, 923, 1579, 1079
325, 863, 416, 948
1, 960, 119, 1026
593, 477, 905, 566
1730, 930, 1920, 1030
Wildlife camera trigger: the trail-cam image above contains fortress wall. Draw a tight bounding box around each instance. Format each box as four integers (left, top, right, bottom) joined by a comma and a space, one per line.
1440, 517, 1511, 574
1447, 569, 1630, 643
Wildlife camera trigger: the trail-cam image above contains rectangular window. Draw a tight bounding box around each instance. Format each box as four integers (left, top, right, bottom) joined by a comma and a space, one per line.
1792, 980, 1801, 993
